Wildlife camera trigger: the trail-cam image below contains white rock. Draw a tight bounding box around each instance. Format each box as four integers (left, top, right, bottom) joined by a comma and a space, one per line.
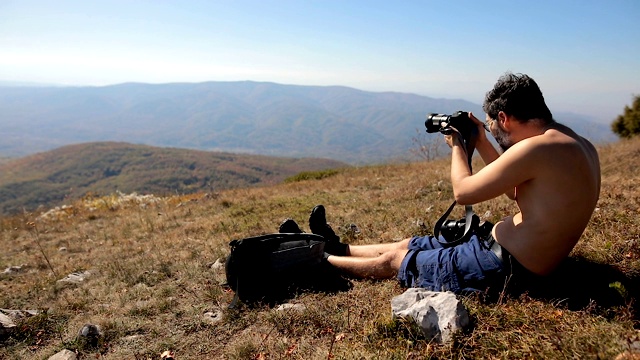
1, 308, 41, 336
121, 334, 144, 342
57, 271, 91, 285
0, 308, 40, 320
48, 349, 77, 360
2, 264, 27, 275
210, 258, 226, 271
275, 303, 307, 312
203, 310, 224, 324
391, 288, 469, 343
0, 313, 16, 336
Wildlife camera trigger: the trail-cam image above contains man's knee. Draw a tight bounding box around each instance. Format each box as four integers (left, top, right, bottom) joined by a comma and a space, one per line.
397, 238, 411, 249
379, 249, 409, 273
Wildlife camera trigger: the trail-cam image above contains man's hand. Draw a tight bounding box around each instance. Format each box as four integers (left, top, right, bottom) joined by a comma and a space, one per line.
445, 129, 468, 149
445, 112, 489, 149
468, 112, 489, 143
465, 111, 503, 176
469, 112, 490, 146
444, 133, 458, 148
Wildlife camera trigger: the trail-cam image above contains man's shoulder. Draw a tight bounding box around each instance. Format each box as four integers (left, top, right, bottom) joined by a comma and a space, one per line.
504, 134, 555, 157
520, 127, 585, 152
502, 130, 587, 169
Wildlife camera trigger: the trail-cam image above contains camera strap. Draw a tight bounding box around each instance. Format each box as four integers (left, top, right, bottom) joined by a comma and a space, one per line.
433, 129, 479, 246
433, 201, 478, 246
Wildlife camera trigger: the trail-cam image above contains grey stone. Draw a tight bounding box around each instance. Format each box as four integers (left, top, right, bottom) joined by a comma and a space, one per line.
2, 264, 27, 275
0, 309, 41, 337
275, 303, 307, 312
210, 258, 228, 284
121, 334, 144, 342
78, 323, 103, 338
48, 349, 77, 360
57, 271, 91, 285
0, 313, 16, 337
203, 310, 224, 324
0, 308, 41, 320
391, 288, 469, 343
210, 258, 226, 271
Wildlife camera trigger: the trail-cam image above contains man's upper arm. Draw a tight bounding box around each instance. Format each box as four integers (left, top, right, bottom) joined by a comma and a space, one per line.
453, 141, 537, 205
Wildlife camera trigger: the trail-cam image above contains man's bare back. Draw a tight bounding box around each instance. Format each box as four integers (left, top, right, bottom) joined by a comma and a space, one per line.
493, 123, 601, 275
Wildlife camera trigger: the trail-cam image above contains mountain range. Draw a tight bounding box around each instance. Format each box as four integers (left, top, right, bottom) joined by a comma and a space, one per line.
0, 81, 618, 164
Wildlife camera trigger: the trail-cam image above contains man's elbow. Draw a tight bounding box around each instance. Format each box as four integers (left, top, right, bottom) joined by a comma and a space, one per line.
519, 259, 557, 276
453, 191, 475, 205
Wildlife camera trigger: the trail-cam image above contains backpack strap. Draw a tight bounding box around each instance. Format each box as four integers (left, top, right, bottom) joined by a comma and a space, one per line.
229, 277, 240, 309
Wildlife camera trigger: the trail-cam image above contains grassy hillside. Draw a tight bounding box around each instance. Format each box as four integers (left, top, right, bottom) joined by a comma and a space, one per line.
0, 142, 348, 215
0, 138, 638, 359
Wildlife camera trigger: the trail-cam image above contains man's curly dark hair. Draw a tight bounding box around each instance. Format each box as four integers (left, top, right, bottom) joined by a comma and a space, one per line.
483, 72, 554, 124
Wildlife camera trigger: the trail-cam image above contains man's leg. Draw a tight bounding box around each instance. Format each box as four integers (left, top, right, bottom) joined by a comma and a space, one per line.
346, 238, 411, 257
310, 204, 410, 257
326, 247, 409, 279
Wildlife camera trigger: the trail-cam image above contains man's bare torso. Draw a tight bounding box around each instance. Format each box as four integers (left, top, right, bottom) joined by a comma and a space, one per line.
493, 123, 601, 275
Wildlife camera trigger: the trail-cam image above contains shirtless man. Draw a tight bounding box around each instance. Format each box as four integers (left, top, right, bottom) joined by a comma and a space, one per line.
314, 72, 601, 292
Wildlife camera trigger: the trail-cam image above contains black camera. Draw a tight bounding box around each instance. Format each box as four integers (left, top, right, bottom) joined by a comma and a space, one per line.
439, 218, 467, 242
425, 111, 477, 144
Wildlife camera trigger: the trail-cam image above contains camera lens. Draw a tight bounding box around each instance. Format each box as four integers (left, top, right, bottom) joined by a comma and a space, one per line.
425, 113, 450, 133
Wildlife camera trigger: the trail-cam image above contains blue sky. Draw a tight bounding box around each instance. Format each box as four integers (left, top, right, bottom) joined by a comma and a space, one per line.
1, 0, 638, 122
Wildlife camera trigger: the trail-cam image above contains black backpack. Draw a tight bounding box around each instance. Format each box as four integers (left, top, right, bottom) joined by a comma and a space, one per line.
225, 233, 330, 307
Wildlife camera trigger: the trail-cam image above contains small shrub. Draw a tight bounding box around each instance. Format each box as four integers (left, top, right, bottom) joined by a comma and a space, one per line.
284, 169, 340, 183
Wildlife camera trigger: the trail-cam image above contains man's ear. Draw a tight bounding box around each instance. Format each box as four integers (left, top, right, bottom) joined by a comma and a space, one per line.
497, 111, 510, 130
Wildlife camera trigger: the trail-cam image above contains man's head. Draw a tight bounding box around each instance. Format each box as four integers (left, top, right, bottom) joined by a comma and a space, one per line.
487, 116, 512, 151
483, 72, 554, 151
483, 72, 553, 124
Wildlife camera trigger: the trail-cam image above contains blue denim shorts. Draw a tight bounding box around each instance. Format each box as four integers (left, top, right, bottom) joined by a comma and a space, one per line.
397, 234, 506, 293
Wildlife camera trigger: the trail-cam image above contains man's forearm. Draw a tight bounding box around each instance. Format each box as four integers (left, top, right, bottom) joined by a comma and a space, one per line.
451, 136, 515, 202
475, 137, 500, 165
450, 141, 471, 190
475, 138, 516, 200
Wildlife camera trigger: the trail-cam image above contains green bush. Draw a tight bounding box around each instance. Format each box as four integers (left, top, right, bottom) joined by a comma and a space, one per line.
612, 95, 640, 138
284, 169, 340, 183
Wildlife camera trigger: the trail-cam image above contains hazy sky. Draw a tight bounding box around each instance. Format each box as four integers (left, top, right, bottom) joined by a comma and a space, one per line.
1, 0, 638, 121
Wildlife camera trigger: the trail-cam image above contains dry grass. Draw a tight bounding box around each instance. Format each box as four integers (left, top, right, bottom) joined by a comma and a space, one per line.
1, 138, 639, 359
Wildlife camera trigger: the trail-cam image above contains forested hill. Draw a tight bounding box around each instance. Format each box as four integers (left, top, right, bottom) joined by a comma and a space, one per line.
0, 142, 347, 215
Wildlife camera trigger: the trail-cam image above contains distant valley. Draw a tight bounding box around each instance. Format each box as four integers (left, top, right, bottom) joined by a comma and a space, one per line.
0, 81, 617, 164
0, 142, 347, 215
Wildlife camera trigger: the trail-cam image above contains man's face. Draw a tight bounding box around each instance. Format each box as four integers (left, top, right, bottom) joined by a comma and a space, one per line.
486, 115, 513, 151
